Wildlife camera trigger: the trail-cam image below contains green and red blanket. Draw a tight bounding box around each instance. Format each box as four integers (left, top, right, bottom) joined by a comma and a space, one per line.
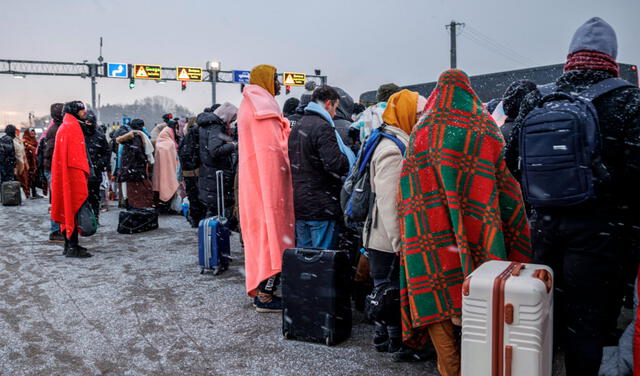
397, 69, 532, 343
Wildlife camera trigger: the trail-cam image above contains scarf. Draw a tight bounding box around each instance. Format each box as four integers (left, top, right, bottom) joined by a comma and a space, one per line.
382, 89, 419, 135
305, 101, 356, 167
564, 50, 619, 77
397, 69, 532, 344
249, 64, 277, 96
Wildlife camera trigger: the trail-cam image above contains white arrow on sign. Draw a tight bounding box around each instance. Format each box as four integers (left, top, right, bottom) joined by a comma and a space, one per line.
113, 65, 124, 75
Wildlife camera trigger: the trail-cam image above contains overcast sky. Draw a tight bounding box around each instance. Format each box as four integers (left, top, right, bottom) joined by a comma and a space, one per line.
1, 0, 638, 125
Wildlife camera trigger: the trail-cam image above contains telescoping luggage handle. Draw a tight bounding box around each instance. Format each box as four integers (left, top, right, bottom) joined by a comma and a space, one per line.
215, 170, 226, 220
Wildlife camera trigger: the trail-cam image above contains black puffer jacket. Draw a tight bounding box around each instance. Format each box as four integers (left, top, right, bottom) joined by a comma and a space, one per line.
333, 87, 358, 153
117, 132, 148, 182
0, 134, 16, 171
288, 112, 350, 220
43, 104, 64, 172
83, 123, 110, 182
505, 70, 640, 215
197, 112, 235, 208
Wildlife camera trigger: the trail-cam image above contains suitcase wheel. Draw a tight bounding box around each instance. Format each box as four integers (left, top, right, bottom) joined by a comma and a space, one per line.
200, 268, 205, 275
325, 336, 333, 346
284, 331, 293, 340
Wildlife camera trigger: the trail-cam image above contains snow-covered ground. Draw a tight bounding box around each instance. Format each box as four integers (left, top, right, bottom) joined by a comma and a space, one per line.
0, 198, 437, 375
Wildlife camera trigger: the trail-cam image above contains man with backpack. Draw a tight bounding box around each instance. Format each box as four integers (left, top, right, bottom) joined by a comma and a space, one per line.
288, 85, 354, 249
178, 114, 206, 227
505, 17, 640, 376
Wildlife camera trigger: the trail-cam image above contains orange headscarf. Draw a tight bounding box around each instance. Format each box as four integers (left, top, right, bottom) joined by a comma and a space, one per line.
249, 64, 277, 96
382, 89, 420, 135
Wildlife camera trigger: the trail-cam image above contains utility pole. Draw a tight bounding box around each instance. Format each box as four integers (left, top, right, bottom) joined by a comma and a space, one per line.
446, 20, 465, 69
211, 71, 217, 105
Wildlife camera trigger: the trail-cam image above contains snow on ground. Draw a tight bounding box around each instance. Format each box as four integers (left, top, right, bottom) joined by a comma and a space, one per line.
0, 198, 438, 375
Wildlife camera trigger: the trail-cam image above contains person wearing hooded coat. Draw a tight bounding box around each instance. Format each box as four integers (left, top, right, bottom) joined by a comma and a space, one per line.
333, 87, 358, 154
197, 102, 238, 230
0, 124, 18, 183
363, 89, 429, 361
398, 70, 532, 375
178, 116, 206, 227
50, 101, 92, 258
237, 64, 295, 312
505, 17, 640, 375
152, 120, 179, 209
116, 119, 155, 209
82, 111, 110, 221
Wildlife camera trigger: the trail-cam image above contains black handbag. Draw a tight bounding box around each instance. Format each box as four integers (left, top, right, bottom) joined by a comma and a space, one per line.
76, 200, 97, 237
365, 259, 400, 325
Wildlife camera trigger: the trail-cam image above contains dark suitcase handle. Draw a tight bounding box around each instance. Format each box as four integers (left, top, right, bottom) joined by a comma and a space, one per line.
295, 248, 326, 263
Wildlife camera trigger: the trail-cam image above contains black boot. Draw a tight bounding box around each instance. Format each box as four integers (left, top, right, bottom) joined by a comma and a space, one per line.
66, 246, 92, 258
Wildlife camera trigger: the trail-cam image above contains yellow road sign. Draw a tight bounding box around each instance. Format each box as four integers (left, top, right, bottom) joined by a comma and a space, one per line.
133, 64, 162, 80
176, 66, 203, 82
282, 72, 306, 86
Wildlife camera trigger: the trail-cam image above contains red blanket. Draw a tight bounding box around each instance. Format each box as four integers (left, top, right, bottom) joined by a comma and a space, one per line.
50, 114, 89, 238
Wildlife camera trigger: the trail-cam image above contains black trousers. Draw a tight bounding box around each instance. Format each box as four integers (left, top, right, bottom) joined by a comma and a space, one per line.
258, 273, 280, 294
368, 249, 401, 339
88, 179, 102, 220
0, 166, 15, 183
64, 229, 79, 247
184, 177, 206, 225
532, 209, 625, 376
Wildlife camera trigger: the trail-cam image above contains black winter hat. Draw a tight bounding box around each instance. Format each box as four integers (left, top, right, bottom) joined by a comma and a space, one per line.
50, 103, 64, 123
5, 124, 16, 138
63, 101, 86, 119
502, 80, 537, 119
196, 112, 216, 126
130, 119, 145, 130
85, 110, 97, 124
283, 98, 300, 117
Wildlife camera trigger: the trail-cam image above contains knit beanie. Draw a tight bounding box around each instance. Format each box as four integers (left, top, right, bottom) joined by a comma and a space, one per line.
130, 119, 145, 130
569, 17, 617, 59
376, 83, 401, 103
62, 101, 86, 120
502, 80, 537, 119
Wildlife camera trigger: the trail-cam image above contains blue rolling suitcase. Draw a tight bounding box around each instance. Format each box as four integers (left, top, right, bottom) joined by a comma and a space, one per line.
198, 170, 231, 275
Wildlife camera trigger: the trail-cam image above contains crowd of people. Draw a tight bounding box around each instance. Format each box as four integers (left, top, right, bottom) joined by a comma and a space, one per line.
0, 16, 638, 376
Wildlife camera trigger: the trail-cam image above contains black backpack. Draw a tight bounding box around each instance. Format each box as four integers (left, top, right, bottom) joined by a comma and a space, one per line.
519, 78, 634, 207
178, 126, 201, 171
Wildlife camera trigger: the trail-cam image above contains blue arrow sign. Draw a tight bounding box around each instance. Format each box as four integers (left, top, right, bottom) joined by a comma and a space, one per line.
233, 70, 250, 84
107, 63, 128, 78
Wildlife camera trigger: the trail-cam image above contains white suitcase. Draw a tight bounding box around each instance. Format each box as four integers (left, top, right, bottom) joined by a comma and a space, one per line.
461, 260, 553, 376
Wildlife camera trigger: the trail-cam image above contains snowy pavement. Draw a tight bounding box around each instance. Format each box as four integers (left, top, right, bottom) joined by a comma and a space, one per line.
0, 198, 438, 375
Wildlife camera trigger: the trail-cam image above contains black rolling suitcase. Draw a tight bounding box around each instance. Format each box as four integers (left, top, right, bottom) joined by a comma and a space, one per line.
282, 248, 352, 346
1, 181, 21, 206
117, 208, 159, 234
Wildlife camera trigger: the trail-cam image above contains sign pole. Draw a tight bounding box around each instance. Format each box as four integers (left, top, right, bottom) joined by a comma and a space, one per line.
90, 63, 97, 110
211, 71, 217, 106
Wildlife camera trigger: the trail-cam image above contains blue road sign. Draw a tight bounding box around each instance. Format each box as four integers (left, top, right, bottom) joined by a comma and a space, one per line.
122, 117, 132, 126
107, 63, 128, 78
233, 70, 250, 84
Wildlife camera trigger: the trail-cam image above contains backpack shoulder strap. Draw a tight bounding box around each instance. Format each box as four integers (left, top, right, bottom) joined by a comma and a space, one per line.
580, 78, 635, 102
537, 83, 557, 97
379, 132, 406, 156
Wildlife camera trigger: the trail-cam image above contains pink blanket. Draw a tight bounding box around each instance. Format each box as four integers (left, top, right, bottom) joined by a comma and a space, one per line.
152, 127, 179, 202
237, 84, 295, 296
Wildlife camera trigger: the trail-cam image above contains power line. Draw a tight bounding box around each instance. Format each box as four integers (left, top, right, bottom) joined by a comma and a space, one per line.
465, 25, 536, 65
460, 32, 531, 67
